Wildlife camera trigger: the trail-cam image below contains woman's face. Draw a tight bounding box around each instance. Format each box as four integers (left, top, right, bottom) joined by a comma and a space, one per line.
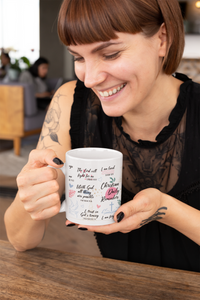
38, 63, 49, 78
68, 31, 167, 117
1, 53, 10, 66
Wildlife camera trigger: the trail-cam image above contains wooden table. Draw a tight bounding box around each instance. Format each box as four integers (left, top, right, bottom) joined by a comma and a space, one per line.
0, 240, 200, 300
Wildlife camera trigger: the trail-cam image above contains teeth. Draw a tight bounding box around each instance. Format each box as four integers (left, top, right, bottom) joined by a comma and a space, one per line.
99, 84, 126, 98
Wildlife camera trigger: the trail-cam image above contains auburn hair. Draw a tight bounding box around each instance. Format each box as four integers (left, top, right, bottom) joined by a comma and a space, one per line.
58, 0, 184, 74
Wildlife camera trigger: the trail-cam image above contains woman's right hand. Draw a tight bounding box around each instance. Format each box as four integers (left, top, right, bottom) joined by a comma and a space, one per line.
5, 81, 75, 250
16, 149, 64, 221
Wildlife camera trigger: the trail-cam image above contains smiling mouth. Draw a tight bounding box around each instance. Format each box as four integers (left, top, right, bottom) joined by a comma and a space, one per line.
99, 84, 126, 98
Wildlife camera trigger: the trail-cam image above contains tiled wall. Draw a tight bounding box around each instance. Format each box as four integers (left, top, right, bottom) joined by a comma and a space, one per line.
177, 59, 200, 83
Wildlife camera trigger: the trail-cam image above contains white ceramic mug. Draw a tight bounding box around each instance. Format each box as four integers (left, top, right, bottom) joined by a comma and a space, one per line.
59, 148, 123, 225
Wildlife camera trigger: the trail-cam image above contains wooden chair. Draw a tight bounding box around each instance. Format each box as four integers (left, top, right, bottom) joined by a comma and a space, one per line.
0, 84, 46, 156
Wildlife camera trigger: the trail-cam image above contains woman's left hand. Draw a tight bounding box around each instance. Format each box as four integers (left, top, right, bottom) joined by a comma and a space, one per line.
66, 188, 168, 234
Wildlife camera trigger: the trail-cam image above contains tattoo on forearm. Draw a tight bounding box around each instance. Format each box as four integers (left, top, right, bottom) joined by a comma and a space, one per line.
140, 207, 167, 226
39, 92, 63, 149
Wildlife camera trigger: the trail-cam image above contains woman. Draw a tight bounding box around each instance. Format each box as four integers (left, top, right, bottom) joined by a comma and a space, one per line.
19, 57, 53, 109
0, 51, 10, 78
4, 0, 200, 272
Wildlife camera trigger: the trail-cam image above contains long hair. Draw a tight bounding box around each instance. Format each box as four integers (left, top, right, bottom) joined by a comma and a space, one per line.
29, 57, 49, 77
1, 51, 10, 69
58, 0, 184, 74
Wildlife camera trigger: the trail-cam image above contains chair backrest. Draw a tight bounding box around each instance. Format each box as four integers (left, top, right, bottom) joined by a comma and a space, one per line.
0, 81, 37, 117
22, 83, 37, 116
0, 85, 24, 136
46, 78, 60, 91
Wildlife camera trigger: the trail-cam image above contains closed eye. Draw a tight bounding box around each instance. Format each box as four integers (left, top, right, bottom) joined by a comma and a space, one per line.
73, 51, 121, 62
103, 51, 121, 60
73, 56, 84, 62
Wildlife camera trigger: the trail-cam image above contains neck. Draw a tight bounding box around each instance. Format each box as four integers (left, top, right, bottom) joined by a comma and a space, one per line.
122, 74, 182, 142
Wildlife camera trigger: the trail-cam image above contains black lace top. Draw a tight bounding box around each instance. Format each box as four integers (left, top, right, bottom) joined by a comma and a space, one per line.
70, 73, 200, 272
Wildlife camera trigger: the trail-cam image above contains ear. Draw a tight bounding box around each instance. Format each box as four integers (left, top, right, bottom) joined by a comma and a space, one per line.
158, 23, 168, 58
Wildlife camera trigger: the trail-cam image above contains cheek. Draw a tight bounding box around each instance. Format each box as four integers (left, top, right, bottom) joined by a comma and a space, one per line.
104, 63, 129, 81
44, 69, 48, 76
109, 57, 139, 80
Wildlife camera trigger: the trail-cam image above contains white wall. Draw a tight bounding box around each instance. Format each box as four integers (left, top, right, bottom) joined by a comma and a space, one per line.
0, 0, 39, 64
183, 35, 200, 58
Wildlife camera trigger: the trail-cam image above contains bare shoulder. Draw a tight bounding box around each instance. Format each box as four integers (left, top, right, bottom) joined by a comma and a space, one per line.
59, 79, 77, 96
36, 80, 77, 161
53, 80, 77, 108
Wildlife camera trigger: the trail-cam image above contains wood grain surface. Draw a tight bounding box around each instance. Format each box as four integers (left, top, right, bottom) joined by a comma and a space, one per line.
0, 85, 24, 136
0, 240, 200, 299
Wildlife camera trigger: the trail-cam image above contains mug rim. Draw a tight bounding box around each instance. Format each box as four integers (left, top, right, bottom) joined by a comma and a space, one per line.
66, 147, 122, 160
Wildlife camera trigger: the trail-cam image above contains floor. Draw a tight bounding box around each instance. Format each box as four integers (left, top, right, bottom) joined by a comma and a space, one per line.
0, 175, 101, 257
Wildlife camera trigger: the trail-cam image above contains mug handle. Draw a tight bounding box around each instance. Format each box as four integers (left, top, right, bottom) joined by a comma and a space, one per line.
48, 165, 67, 213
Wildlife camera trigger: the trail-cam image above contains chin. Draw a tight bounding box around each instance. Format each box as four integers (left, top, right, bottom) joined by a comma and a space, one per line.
101, 106, 123, 118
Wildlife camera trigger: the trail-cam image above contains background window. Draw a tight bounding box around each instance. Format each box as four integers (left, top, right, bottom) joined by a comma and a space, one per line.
0, 0, 39, 65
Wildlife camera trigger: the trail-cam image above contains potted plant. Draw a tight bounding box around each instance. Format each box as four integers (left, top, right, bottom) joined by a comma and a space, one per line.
8, 56, 30, 81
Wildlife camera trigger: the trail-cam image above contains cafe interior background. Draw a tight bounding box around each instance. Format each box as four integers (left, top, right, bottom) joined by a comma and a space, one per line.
0, 0, 200, 255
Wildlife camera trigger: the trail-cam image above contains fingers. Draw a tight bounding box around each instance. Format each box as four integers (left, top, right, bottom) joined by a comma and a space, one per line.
28, 196, 61, 220
16, 148, 65, 221
18, 178, 59, 203
114, 188, 163, 223
114, 193, 151, 223
78, 190, 161, 234
17, 166, 58, 187
79, 212, 143, 234
79, 223, 122, 235
73, 198, 144, 234
19, 180, 61, 220
65, 220, 77, 226
24, 193, 61, 220
24, 149, 64, 171
18, 178, 61, 219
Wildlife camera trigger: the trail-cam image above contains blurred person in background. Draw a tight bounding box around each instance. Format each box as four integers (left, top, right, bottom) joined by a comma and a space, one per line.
0, 50, 11, 78
19, 57, 54, 109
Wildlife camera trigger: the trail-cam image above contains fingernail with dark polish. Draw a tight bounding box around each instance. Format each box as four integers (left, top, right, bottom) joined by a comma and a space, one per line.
78, 227, 88, 231
117, 212, 124, 222
66, 224, 76, 227
53, 157, 64, 165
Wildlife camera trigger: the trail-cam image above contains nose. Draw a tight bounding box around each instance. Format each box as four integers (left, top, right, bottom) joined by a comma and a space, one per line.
82, 60, 106, 88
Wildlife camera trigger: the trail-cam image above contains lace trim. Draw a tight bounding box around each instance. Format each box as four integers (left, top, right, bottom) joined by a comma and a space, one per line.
115, 74, 192, 148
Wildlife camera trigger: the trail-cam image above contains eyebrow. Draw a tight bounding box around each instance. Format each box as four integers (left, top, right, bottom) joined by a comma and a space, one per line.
67, 42, 123, 55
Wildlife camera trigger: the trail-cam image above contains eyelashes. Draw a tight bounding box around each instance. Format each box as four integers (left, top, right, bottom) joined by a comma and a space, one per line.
73, 51, 121, 62
103, 51, 121, 60
73, 57, 84, 62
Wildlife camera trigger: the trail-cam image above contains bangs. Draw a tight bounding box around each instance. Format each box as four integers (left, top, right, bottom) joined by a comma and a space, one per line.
58, 0, 142, 45
57, 0, 183, 75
